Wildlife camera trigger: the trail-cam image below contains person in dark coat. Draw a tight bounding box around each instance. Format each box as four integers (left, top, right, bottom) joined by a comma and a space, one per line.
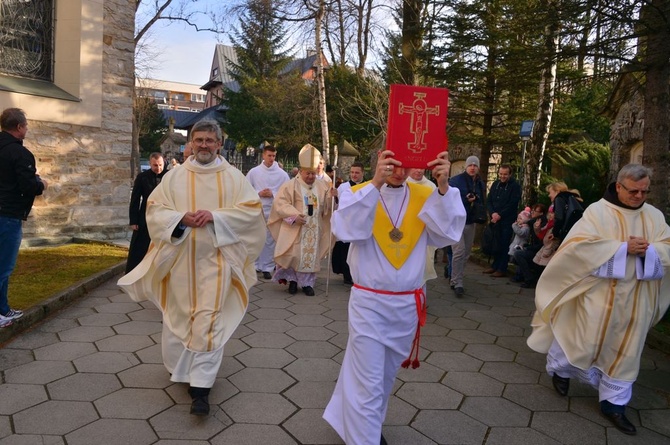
484, 164, 521, 277
331, 162, 365, 285
0, 108, 48, 326
126, 152, 165, 273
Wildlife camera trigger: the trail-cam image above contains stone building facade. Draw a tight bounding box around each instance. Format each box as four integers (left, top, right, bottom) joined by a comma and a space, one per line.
0, 0, 135, 242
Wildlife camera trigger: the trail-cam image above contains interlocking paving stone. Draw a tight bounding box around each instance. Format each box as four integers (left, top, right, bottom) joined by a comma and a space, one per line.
117, 363, 173, 388
4, 360, 74, 385
282, 408, 343, 444
96, 334, 154, 352
420, 323, 449, 336
396, 382, 462, 409
0, 384, 48, 415
434, 316, 479, 330
216, 357, 244, 379
463, 343, 516, 361
640, 409, 670, 436
241, 332, 295, 348
285, 340, 340, 358
412, 410, 488, 444
381, 425, 437, 444
221, 339, 249, 357
77, 312, 130, 327
33, 342, 96, 362
3, 331, 58, 350
113, 320, 163, 336
480, 361, 540, 384
503, 383, 569, 411
286, 326, 336, 341
629, 384, 670, 409
12, 401, 98, 435
0, 434, 65, 444
57, 325, 115, 342
384, 395, 419, 425
34, 317, 78, 333
284, 381, 337, 409
47, 373, 121, 401
460, 396, 531, 426
221, 393, 296, 424
286, 314, 331, 327
228, 368, 295, 393
0, 349, 33, 372
485, 427, 562, 445
248, 308, 294, 320
210, 424, 298, 445
419, 335, 465, 352
287, 304, 328, 315
95, 302, 143, 314
150, 405, 231, 440
396, 362, 445, 383
251, 297, 293, 309
284, 358, 341, 382
442, 371, 505, 396
64, 418, 157, 445
127, 308, 163, 321
74, 297, 112, 308
425, 351, 483, 372
136, 344, 163, 364
72, 351, 139, 373
532, 411, 607, 444
464, 310, 507, 324
448, 329, 497, 344
245, 319, 295, 333
236, 348, 296, 368
95, 388, 173, 419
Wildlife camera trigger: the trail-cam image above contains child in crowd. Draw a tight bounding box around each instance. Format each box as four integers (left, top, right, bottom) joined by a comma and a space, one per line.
509, 207, 532, 256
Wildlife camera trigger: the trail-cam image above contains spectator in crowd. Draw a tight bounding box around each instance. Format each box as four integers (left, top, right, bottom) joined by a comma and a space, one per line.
449, 156, 486, 296
126, 152, 166, 273
514, 204, 552, 288
245, 145, 290, 280
331, 162, 365, 285
508, 207, 532, 282
484, 164, 521, 277
316, 157, 332, 183
117, 119, 266, 416
0, 108, 48, 327
528, 164, 670, 435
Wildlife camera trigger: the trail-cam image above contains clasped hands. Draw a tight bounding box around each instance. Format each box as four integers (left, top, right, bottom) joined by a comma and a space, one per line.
627, 236, 649, 256
180, 210, 214, 228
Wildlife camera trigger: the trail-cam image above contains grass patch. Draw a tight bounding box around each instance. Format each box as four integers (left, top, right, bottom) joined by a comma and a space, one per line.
8, 243, 127, 311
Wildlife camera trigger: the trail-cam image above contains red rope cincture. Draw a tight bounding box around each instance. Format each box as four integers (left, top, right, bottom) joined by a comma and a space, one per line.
353, 284, 426, 369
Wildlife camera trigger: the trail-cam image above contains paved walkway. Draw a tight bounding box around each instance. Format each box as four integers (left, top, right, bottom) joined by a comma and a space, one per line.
0, 258, 669, 445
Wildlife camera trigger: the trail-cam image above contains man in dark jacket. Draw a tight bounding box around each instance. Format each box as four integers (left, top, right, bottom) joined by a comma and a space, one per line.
448, 156, 486, 296
0, 108, 48, 326
485, 164, 521, 277
126, 152, 166, 273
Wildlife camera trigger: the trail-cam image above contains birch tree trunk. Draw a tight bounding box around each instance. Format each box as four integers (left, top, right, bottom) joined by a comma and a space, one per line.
314, 0, 331, 162
524, 0, 560, 205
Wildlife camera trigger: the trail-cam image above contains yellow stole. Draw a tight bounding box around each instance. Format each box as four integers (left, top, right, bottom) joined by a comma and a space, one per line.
352, 181, 432, 269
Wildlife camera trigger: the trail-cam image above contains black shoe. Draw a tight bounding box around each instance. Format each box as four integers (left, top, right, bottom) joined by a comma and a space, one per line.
454, 286, 464, 297
262, 271, 272, 279
343, 277, 353, 285
302, 286, 315, 296
288, 281, 298, 294
551, 374, 570, 396
602, 412, 636, 435
188, 386, 210, 416
380, 433, 388, 445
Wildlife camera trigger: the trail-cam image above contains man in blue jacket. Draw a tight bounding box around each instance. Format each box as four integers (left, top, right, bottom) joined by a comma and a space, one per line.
485, 164, 521, 277
449, 156, 486, 296
0, 108, 48, 327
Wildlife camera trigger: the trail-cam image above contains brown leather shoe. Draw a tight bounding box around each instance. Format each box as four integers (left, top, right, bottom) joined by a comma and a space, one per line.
483, 268, 495, 274
491, 271, 506, 277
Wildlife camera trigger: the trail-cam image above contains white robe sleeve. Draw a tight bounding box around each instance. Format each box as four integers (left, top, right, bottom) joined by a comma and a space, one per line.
331, 183, 381, 242
636, 245, 664, 281
591, 242, 627, 279
419, 187, 467, 248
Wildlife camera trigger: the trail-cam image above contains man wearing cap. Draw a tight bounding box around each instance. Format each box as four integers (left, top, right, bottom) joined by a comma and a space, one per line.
323, 149, 466, 445
245, 145, 290, 280
118, 119, 266, 416
448, 156, 486, 296
267, 144, 333, 296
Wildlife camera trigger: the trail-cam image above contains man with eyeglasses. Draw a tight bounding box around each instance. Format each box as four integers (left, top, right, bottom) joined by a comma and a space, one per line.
528, 164, 670, 435
118, 119, 266, 416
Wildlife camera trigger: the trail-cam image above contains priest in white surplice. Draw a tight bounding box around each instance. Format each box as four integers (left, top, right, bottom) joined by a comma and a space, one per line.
323, 150, 466, 445
245, 145, 289, 279
118, 119, 265, 416
527, 164, 670, 436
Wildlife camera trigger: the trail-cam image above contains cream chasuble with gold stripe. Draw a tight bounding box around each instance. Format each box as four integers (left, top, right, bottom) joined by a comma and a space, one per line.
118, 156, 265, 353
528, 198, 670, 381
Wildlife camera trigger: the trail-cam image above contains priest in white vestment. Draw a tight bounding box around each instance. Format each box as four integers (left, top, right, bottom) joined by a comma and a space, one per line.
118, 119, 265, 416
245, 145, 290, 279
267, 144, 333, 296
323, 150, 466, 445
527, 164, 670, 435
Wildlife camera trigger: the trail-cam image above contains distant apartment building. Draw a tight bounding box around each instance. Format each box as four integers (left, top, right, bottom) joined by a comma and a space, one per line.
135, 78, 206, 112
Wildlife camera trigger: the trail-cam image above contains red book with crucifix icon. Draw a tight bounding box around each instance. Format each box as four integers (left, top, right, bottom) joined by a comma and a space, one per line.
384, 84, 449, 169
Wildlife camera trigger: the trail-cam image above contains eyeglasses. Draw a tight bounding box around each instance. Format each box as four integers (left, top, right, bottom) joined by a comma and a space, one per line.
618, 182, 650, 196
192, 138, 218, 146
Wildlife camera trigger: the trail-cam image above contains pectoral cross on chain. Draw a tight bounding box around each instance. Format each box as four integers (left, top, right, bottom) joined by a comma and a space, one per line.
398, 92, 440, 154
